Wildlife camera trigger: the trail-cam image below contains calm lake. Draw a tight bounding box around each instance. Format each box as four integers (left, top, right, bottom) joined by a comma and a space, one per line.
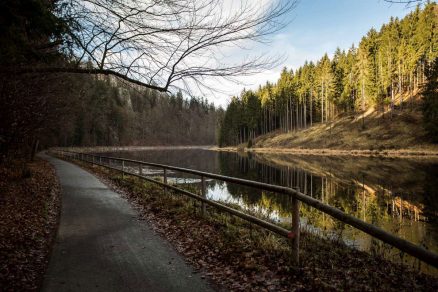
96, 148, 438, 271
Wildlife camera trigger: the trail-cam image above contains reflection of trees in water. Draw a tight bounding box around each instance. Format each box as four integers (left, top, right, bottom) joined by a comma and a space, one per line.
101, 150, 438, 225
105, 149, 219, 174
218, 152, 292, 216
422, 163, 438, 222
218, 152, 437, 251
99, 149, 437, 253
421, 163, 438, 253
267, 154, 434, 221
255, 153, 438, 214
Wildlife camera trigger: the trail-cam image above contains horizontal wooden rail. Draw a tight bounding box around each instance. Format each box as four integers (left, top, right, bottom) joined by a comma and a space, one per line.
92, 155, 291, 238
52, 149, 438, 268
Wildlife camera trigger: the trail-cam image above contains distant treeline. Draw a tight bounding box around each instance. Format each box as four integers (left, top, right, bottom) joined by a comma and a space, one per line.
0, 0, 222, 161
47, 76, 221, 147
1, 70, 221, 160
219, 3, 438, 146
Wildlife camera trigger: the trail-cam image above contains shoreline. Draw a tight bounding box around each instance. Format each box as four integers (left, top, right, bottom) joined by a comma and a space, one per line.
57, 145, 214, 153
211, 146, 438, 159
54, 145, 438, 159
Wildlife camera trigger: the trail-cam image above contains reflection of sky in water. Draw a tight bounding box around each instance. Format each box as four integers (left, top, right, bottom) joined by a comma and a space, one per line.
204, 182, 288, 223
205, 180, 359, 247
205, 182, 282, 222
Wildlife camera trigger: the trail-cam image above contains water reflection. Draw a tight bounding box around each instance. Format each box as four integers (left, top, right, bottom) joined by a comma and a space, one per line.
97, 149, 438, 262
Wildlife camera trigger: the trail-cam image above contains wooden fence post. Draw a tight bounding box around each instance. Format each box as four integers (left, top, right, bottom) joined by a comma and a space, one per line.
201, 176, 206, 216
163, 168, 167, 195
291, 192, 300, 266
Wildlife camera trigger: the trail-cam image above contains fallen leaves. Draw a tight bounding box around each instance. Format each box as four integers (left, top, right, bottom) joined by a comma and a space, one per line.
78, 161, 438, 292
0, 159, 61, 291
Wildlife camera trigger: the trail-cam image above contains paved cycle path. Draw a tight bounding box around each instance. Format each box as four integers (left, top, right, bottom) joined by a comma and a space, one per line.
42, 154, 213, 292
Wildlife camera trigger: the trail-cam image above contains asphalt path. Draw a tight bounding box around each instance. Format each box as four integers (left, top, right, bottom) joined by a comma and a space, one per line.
41, 154, 213, 292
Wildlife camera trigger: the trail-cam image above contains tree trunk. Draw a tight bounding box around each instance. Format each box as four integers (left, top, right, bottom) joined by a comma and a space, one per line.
303, 93, 307, 128
321, 80, 324, 123
290, 97, 293, 131
296, 100, 299, 130
286, 98, 289, 132
391, 83, 394, 119
309, 88, 313, 127
325, 85, 328, 122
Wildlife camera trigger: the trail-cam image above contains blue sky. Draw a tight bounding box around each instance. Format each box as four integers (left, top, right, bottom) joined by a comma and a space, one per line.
211, 0, 420, 107
285, 0, 417, 63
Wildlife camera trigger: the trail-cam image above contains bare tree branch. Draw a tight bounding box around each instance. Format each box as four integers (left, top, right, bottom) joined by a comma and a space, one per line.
383, 0, 425, 7
52, 0, 297, 93
7, 67, 167, 92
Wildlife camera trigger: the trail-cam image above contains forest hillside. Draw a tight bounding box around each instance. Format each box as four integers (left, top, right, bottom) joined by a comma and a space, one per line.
219, 3, 438, 151
252, 90, 436, 151
45, 75, 221, 148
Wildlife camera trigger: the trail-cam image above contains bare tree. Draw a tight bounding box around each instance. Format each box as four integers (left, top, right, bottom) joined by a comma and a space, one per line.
17, 0, 297, 93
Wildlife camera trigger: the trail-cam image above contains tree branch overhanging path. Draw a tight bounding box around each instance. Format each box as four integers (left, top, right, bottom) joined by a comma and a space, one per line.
18, 0, 297, 93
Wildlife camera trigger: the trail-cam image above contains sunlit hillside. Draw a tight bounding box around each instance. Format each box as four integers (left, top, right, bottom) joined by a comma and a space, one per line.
252, 92, 437, 151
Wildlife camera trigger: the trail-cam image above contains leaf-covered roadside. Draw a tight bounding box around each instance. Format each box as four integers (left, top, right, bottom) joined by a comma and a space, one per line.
75, 161, 438, 291
0, 159, 61, 291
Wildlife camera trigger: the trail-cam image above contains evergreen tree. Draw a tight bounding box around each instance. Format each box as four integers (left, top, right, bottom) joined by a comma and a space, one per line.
422, 58, 438, 142
219, 3, 438, 146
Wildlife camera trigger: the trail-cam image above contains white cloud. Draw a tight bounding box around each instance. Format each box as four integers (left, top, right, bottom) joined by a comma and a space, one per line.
199, 30, 329, 108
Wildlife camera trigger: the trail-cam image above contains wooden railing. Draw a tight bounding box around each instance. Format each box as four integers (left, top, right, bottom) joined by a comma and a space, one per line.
51, 149, 438, 268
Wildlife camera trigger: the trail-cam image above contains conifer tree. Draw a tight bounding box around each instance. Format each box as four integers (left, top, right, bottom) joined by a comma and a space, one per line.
219, 3, 438, 146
